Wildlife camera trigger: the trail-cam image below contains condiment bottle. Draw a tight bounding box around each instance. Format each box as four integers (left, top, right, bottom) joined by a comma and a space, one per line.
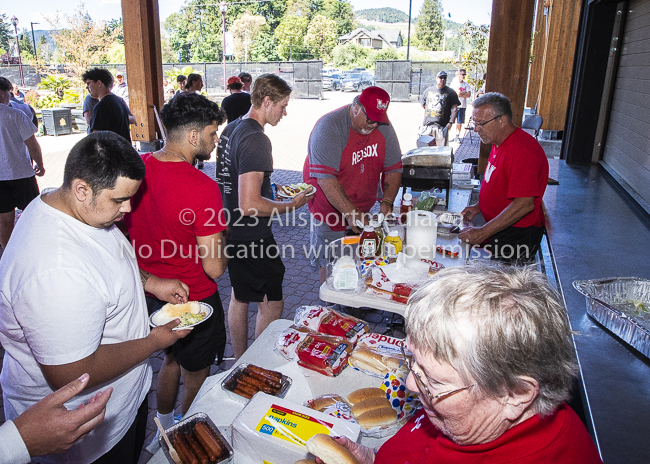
400, 193, 413, 225
383, 230, 403, 258
359, 224, 380, 258
369, 217, 384, 254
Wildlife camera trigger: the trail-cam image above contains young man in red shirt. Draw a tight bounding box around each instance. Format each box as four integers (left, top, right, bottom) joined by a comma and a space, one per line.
125, 93, 228, 439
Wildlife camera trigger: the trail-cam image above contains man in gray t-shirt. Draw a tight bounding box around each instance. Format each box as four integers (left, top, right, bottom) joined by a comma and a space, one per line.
223, 74, 311, 360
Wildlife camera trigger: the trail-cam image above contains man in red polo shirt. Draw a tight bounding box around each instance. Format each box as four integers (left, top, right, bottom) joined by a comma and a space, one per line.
303, 87, 402, 283
460, 92, 548, 262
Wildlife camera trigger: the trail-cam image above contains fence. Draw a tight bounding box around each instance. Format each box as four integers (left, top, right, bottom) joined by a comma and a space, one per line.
1, 61, 324, 99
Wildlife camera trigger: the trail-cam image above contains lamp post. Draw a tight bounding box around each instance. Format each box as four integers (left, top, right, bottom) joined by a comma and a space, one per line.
219, 1, 228, 93
31, 22, 39, 64
10, 16, 25, 87
406, 0, 412, 60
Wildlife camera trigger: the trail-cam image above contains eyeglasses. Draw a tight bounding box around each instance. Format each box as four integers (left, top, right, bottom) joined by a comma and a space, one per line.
400, 343, 475, 402
474, 114, 503, 128
360, 106, 380, 125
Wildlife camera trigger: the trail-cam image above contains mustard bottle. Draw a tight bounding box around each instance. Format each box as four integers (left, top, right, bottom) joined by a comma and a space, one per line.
383, 230, 403, 258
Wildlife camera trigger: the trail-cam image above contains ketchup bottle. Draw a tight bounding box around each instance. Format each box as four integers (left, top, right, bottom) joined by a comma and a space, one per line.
399, 193, 413, 225
359, 225, 379, 258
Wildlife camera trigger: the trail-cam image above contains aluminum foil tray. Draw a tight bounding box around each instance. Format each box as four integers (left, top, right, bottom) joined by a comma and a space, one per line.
221, 363, 292, 404
159, 412, 233, 463
573, 277, 650, 358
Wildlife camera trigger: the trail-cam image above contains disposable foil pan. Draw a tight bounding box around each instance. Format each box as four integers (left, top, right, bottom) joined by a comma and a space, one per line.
221, 363, 292, 404
159, 412, 234, 463
573, 277, 650, 358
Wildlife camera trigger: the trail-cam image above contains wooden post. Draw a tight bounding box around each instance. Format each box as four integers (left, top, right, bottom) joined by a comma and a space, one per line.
121, 0, 164, 143
478, 0, 536, 173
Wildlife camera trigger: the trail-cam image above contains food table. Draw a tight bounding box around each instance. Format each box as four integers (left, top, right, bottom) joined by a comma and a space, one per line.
149, 319, 396, 463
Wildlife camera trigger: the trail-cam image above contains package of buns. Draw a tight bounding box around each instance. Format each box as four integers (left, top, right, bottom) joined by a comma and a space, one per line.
232, 393, 359, 464
293, 306, 369, 344
305, 394, 354, 422
275, 325, 353, 376
348, 333, 410, 378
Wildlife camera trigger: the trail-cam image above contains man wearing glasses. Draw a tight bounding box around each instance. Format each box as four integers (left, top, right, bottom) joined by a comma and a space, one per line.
303, 87, 402, 284
459, 93, 548, 262
418, 70, 461, 146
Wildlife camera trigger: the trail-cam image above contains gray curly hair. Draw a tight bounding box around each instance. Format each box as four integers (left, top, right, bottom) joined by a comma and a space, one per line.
405, 264, 577, 417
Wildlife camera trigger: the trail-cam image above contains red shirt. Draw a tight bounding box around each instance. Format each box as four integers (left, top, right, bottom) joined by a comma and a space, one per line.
478, 128, 548, 228
125, 153, 226, 300
303, 127, 402, 231
375, 404, 602, 464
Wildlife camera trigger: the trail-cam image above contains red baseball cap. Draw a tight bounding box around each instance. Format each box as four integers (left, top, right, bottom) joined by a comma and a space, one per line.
359, 86, 391, 124
227, 76, 242, 86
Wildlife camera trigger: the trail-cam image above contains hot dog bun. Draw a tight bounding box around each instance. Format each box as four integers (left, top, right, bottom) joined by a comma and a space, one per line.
294, 461, 317, 464
346, 387, 386, 405
306, 434, 359, 464
356, 407, 397, 429
161, 301, 201, 318
350, 397, 392, 418
349, 349, 402, 376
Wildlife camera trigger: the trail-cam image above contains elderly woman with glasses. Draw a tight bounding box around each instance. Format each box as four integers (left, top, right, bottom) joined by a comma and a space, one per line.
332, 265, 602, 464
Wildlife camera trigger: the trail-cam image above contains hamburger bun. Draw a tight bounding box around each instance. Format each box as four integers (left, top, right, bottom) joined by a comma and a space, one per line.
306, 434, 359, 464
311, 395, 344, 411
350, 397, 392, 418
357, 407, 397, 429
161, 301, 201, 318
346, 387, 386, 405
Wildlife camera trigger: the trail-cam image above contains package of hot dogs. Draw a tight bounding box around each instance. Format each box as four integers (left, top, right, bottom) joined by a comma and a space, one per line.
293, 305, 369, 344
275, 325, 353, 377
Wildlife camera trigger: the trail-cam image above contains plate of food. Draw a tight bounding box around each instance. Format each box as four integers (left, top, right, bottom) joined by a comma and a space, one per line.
276, 182, 317, 199
149, 301, 213, 330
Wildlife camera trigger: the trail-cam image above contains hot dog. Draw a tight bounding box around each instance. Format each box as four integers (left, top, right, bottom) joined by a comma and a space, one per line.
172, 436, 192, 464
246, 364, 283, 382
233, 387, 253, 399
234, 380, 258, 397
185, 431, 209, 464
239, 374, 279, 394
245, 370, 282, 389
195, 422, 222, 461
174, 432, 198, 464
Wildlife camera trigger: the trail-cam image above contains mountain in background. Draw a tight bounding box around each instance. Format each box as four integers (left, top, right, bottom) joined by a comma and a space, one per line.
355, 7, 412, 23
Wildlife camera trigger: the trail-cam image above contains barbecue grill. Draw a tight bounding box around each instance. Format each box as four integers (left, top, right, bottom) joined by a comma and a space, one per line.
401, 146, 454, 206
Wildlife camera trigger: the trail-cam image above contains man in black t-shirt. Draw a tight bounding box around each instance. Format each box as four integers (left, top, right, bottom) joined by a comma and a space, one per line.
82, 68, 135, 143
221, 76, 252, 123
223, 73, 311, 359
418, 71, 460, 146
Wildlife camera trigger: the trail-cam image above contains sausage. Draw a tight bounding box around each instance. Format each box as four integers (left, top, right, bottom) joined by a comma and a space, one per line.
174, 432, 198, 464
194, 422, 222, 461
235, 379, 259, 397
172, 436, 191, 464
233, 387, 253, 399
239, 374, 277, 394
246, 365, 282, 382
245, 370, 282, 389
185, 431, 209, 464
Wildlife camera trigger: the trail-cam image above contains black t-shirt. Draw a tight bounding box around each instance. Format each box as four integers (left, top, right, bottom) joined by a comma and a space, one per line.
216, 117, 244, 198
223, 118, 274, 241
221, 92, 252, 123
90, 94, 132, 142
419, 85, 461, 127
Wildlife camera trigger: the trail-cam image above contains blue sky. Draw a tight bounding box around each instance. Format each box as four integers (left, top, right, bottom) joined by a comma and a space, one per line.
5, 0, 491, 31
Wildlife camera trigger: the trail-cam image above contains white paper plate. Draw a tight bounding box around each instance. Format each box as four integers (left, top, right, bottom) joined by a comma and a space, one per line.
276, 185, 317, 199
149, 302, 213, 330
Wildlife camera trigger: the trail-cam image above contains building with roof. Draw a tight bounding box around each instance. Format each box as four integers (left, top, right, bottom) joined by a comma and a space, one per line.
338, 28, 403, 49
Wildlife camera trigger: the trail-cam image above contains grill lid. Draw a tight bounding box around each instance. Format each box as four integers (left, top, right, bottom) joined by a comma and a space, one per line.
401, 146, 453, 167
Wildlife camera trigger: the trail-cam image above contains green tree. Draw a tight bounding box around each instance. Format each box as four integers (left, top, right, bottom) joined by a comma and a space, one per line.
231, 13, 267, 62
19, 29, 35, 61
459, 21, 489, 90
415, 0, 444, 51
251, 32, 281, 61
0, 14, 11, 53
320, 0, 355, 36
305, 15, 337, 62
331, 42, 371, 70
275, 15, 309, 60
37, 35, 52, 63
253, 0, 288, 32
355, 7, 409, 23
164, 2, 223, 63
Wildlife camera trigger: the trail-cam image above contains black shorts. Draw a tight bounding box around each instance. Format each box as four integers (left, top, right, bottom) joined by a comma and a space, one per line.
146, 290, 226, 371
226, 236, 285, 303
489, 225, 545, 263
0, 176, 39, 214
456, 108, 466, 124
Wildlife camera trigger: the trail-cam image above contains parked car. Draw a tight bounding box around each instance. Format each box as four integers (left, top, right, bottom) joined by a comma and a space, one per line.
341, 72, 374, 92
322, 73, 344, 91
